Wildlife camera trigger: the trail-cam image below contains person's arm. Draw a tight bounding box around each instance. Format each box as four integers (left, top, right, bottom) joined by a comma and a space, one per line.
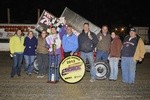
71, 36, 78, 53
107, 35, 111, 53
45, 40, 50, 48
97, 33, 102, 41
62, 35, 65, 50
56, 34, 61, 49
138, 38, 146, 61
91, 33, 98, 45
76, 35, 81, 53
24, 37, 27, 46
116, 39, 123, 57
9, 37, 14, 54
35, 37, 38, 48
45, 36, 51, 48
72, 37, 79, 55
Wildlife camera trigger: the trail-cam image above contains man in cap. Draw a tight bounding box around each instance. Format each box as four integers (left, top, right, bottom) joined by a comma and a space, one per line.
121, 27, 146, 85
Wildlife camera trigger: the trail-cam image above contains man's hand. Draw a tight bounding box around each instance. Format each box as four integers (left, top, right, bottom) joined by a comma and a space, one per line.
70, 52, 73, 56
99, 36, 102, 41
138, 57, 143, 62
114, 57, 118, 61
50, 44, 52, 48
74, 52, 78, 55
10, 54, 13, 57
88, 34, 93, 40
10, 53, 16, 57
46, 46, 49, 49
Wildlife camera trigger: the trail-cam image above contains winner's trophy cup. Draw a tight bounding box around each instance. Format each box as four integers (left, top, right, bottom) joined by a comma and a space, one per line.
47, 40, 59, 83
52, 40, 56, 55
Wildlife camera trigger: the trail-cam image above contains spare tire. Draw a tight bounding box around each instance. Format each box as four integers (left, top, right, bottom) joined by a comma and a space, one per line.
95, 61, 110, 80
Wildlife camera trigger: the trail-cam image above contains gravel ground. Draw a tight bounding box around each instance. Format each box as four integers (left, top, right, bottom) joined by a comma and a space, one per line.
0, 51, 150, 100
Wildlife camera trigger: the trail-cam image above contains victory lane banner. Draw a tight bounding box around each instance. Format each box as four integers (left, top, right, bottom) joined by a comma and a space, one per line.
59, 56, 86, 84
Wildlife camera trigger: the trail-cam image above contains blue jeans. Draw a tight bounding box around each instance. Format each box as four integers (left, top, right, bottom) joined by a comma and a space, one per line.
11, 53, 23, 76
24, 55, 35, 74
80, 52, 96, 79
96, 50, 109, 62
109, 57, 119, 80
121, 57, 137, 84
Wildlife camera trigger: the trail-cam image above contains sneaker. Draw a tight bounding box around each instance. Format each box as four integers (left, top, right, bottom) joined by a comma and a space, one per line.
40, 75, 45, 78
28, 73, 32, 77
90, 78, 95, 82
24, 71, 27, 73
109, 79, 114, 81
17, 74, 21, 76
129, 83, 134, 85
37, 75, 41, 78
33, 70, 39, 74
37, 75, 45, 78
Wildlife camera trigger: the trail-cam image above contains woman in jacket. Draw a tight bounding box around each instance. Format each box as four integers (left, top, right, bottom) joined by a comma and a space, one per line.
9, 28, 25, 78
108, 31, 122, 81
24, 31, 38, 76
36, 30, 48, 78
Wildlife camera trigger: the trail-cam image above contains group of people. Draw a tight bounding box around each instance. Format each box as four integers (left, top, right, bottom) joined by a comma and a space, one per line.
9, 22, 146, 85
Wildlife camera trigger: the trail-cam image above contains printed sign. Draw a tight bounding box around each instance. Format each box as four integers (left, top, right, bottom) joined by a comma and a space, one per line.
0, 24, 37, 39
59, 56, 85, 84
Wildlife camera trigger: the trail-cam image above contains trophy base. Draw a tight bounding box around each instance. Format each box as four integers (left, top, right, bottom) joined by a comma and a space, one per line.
47, 80, 59, 84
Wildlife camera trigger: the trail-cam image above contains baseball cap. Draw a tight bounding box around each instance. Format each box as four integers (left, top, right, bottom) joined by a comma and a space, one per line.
130, 27, 136, 32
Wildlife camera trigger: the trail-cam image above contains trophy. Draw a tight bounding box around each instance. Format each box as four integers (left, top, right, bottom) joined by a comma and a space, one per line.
47, 39, 59, 84
52, 40, 56, 55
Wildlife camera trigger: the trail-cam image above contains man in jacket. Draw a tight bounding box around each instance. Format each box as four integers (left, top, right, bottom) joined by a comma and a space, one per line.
121, 27, 146, 85
62, 25, 78, 58
78, 23, 98, 82
96, 25, 111, 62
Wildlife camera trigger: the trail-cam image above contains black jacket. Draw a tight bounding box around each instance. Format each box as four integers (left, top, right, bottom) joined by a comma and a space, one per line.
78, 31, 98, 53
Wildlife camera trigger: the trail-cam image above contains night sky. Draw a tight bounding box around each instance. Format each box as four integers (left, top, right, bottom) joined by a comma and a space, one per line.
0, 0, 150, 27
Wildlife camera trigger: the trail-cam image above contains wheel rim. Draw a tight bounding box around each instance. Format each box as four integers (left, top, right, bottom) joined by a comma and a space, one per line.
95, 63, 107, 78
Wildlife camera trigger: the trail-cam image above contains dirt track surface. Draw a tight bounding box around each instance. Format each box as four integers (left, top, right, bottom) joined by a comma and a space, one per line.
0, 51, 150, 100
